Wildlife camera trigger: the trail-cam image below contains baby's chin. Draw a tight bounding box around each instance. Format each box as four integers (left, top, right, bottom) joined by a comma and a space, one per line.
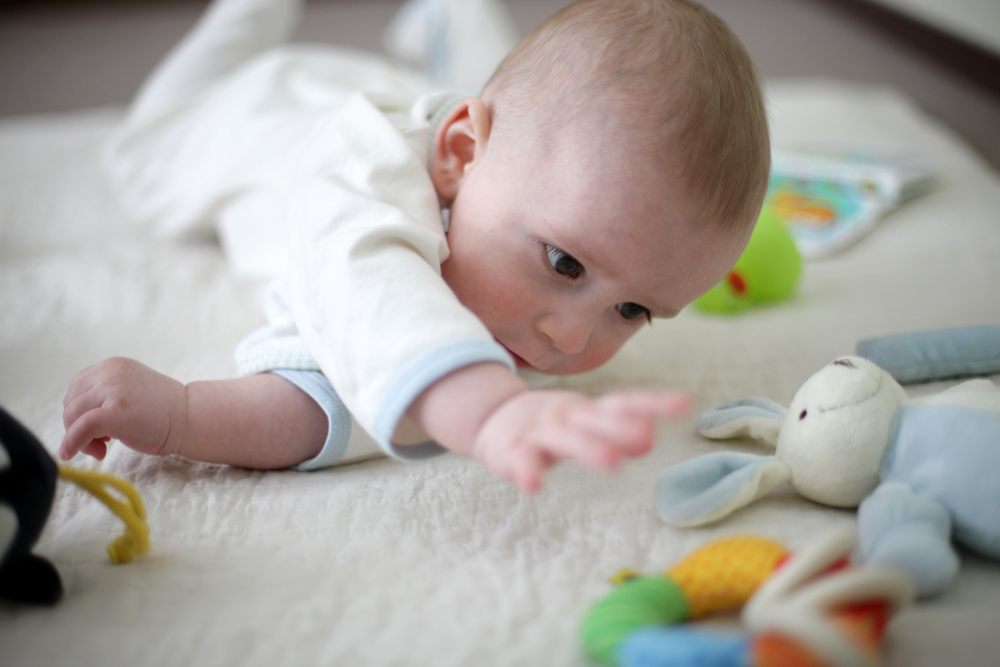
511, 353, 533, 370
500, 347, 605, 376
495, 340, 534, 370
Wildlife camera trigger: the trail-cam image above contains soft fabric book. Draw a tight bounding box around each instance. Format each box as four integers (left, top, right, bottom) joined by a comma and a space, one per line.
767, 148, 934, 258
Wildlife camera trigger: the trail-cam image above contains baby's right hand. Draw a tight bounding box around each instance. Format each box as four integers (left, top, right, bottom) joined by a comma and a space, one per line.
60, 357, 188, 462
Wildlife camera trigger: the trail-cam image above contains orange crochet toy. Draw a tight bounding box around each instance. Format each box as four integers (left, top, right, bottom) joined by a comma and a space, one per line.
580, 525, 913, 667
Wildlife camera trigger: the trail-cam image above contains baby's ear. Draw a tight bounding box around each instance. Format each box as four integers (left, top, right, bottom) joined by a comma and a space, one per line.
655, 451, 792, 527
430, 97, 491, 201
696, 397, 786, 447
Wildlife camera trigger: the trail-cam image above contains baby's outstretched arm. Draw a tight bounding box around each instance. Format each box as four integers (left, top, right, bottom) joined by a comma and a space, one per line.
61, 359, 686, 485
60, 357, 326, 468
407, 363, 689, 492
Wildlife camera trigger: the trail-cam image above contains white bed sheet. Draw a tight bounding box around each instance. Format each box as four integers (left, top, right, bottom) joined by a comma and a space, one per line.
1, 79, 999, 666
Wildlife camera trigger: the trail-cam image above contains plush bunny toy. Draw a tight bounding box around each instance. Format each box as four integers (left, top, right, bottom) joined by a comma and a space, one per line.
656, 355, 1000, 598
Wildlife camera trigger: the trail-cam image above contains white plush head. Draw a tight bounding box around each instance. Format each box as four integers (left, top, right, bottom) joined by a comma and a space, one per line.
778, 356, 908, 506
656, 355, 908, 527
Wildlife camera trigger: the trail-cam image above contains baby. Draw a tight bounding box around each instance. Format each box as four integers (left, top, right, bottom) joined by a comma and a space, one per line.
59, 0, 769, 492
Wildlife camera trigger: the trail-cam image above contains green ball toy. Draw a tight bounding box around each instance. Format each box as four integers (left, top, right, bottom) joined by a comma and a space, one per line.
694, 205, 801, 314
580, 575, 689, 664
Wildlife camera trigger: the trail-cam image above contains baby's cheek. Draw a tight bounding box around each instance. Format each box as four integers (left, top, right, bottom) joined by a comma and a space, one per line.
487, 284, 535, 321
447, 269, 529, 328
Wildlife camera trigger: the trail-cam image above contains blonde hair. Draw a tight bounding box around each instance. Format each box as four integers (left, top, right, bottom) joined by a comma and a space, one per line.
483, 0, 769, 234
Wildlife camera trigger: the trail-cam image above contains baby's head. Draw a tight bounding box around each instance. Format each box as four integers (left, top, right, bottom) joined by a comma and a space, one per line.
430, 0, 769, 375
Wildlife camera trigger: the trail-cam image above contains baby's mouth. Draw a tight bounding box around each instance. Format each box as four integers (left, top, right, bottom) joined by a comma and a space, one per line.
496, 339, 533, 369
511, 354, 532, 369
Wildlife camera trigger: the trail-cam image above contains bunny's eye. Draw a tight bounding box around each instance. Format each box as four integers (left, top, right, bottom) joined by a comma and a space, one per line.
799, 410, 808, 420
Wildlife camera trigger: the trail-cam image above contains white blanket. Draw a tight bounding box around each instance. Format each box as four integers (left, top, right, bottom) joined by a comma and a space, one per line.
1, 80, 998, 666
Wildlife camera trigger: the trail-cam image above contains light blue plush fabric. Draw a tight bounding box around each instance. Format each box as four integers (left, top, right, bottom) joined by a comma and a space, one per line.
617, 627, 751, 667
881, 405, 1000, 555
655, 452, 780, 526
695, 396, 786, 433
857, 325, 1000, 383
858, 404, 1000, 596
858, 481, 958, 597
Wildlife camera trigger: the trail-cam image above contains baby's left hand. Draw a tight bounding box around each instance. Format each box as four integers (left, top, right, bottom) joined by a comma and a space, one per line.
472, 389, 690, 492
60, 357, 187, 462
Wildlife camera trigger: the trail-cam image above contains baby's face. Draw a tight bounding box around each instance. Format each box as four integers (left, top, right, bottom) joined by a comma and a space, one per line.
441, 112, 745, 375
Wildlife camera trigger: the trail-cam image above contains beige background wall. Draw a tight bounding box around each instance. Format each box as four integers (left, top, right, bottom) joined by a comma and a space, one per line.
1, 0, 998, 168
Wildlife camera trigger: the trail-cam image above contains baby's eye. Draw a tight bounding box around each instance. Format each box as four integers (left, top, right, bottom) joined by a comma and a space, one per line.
616, 302, 651, 322
545, 244, 583, 278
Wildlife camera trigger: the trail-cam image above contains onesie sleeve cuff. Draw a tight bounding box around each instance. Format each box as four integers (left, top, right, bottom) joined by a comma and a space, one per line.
373, 339, 515, 461
272, 369, 353, 471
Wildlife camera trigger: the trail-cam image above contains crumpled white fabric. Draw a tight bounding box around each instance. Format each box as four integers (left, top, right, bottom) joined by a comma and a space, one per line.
383, 0, 521, 93
3, 60, 1000, 667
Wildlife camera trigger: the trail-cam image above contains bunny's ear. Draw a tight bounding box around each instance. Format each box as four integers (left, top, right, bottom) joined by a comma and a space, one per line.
655, 451, 792, 527
696, 397, 786, 447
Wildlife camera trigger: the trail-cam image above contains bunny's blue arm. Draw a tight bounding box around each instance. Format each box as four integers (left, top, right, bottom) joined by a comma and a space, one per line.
857, 481, 958, 598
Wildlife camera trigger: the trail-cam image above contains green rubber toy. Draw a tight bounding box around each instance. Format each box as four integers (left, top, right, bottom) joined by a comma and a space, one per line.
694, 205, 801, 313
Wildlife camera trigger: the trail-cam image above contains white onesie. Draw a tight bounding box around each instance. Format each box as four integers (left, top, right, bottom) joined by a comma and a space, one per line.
103, 0, 520, 469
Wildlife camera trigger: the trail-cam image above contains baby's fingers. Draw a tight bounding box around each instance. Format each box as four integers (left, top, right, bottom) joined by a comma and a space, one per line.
62, 363, 104, 411
62, 380, 106, 431
80, 437, 110, 461
550, 392, 688, 460
60, 405, 114, 461
563, 410, 657, 458
596, 391, 691, 418
486, 444, 550, 494
526, 418, 644, 471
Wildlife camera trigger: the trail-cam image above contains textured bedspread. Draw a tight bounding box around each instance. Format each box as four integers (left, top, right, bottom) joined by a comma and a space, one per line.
1, 80, 999, 666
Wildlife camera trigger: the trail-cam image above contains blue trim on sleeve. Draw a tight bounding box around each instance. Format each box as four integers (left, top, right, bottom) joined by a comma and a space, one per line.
373, 339, 515, 461
272, 369, 352, 471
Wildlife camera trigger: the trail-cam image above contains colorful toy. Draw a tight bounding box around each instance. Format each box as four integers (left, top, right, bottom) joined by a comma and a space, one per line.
580, 526, 913, 667
0, 405, 149, 604
655, 350, 1000, 598
693, 205, 801, 314
765, 149, 934, 259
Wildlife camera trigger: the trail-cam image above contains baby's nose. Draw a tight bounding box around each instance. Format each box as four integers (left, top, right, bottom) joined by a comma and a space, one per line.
537, 310, 594, 355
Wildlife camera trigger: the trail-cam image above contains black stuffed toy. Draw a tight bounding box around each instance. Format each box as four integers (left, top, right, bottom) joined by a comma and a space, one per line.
0, 406, 150, 606
0, 405, 62, 604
